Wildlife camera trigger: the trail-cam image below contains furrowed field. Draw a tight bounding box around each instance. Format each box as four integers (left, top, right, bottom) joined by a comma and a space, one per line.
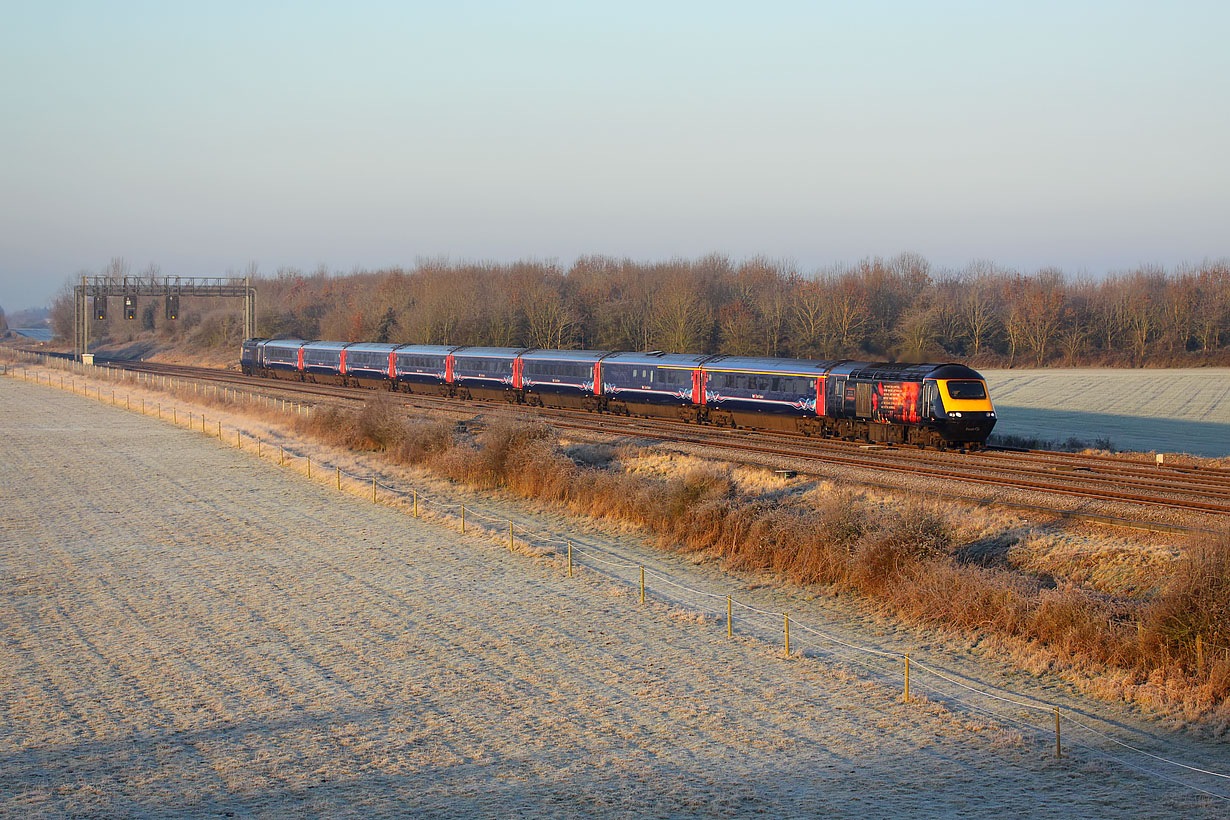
983, 368, 1230, 457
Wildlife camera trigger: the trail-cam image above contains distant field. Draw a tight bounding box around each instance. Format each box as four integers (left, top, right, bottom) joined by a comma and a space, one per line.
6, 328, 53, 342
981, 368, 1230, 457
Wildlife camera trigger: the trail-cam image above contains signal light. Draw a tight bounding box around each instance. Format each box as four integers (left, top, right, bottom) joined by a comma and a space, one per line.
166, 294, 179, 320
124, 295, 136, 321
93, 297, 106, 321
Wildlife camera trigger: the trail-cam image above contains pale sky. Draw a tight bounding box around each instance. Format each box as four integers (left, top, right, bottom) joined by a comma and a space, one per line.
1, 1, 1227, 310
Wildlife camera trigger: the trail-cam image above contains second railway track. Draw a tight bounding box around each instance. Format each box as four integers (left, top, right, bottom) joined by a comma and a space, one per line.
89, 358, 1230, 527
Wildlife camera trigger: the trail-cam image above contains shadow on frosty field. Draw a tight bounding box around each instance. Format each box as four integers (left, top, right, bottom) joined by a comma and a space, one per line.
991, 406, 1230, 457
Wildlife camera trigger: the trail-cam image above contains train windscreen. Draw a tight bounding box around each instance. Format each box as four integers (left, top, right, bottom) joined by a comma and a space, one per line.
946, 380, 987, 400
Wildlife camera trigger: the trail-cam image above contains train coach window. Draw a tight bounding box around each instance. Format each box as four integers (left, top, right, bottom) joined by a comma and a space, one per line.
946, 380, 987, 400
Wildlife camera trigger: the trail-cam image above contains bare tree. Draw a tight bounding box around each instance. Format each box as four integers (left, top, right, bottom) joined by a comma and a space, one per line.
1163, 269, 1201, 353
1194, 261, 1230, 351
718, 302, 760, 355
1124, 290, 1157, 364
827, 276, 870, 355
130, 253, 1228, 367
1017, 270, 1067, 366
104, 256, 129, 280
788, 278, 830, 357
1121, 267, 1166, 363
651, 275, 711, 353
894, 304, 941, 361
954, 262, 1002, 357
524, 283, 577, 349
755, 275, 790, 356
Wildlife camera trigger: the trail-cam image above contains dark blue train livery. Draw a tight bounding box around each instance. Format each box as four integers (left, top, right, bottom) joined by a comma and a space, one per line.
241, 339, 996, 448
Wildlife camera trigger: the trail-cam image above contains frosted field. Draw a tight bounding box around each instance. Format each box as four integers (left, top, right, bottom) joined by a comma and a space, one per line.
2, 376, 1229, 819
981, 368, 1230, 457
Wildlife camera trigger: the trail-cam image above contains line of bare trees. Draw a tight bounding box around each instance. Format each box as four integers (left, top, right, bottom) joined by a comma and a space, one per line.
50, 253, 1230, 366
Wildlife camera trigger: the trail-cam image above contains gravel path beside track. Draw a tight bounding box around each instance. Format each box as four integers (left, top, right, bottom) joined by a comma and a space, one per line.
1, 377, 1226, 819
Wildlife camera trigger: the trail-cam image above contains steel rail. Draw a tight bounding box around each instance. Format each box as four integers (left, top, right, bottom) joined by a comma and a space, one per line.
87, 358, 1230, 518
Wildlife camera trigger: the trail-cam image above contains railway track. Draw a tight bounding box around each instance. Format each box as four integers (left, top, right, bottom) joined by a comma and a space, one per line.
8, 351, 1229, 529
103, 359, 1230, 523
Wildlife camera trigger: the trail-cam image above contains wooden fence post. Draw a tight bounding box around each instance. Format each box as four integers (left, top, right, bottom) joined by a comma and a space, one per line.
904, 653, 910, 703
1055, 707, 1062, 759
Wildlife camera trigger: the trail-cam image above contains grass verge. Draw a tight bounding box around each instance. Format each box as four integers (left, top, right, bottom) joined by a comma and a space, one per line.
301, 395, 1230, 722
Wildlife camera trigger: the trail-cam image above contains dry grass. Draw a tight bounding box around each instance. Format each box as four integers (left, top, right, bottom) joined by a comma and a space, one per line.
288, 399, 1230, 714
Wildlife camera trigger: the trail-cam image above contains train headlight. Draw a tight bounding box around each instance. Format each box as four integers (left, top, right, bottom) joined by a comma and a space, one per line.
989, 411, 996, 418
949, 411, 963, 418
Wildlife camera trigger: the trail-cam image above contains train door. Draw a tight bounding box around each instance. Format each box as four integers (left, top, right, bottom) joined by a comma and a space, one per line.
827, 375, 846, 417
387, 350, 397, 380
855, 382, 872, 418
692, 369, 703, 405
922, 380, 942, 419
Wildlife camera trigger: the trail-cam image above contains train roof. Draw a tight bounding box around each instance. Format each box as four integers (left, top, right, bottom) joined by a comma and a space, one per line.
601, 351, 711, 368
300, 340, 351, 352
519, 349, 611, 362
394, 345, 461, 356
451, 346, 529, 358
924, 363, 986, 380
262, 338, 308, 349
700, 355, 840, 375
345, 342, 403, 354
827, 361, 985, 381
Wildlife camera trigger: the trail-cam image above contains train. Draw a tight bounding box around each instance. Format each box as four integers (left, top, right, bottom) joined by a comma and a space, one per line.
240, 338, 997, 448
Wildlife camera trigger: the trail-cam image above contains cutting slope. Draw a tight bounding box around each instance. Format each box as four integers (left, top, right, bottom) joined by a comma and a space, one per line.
0, 377, 1223, 819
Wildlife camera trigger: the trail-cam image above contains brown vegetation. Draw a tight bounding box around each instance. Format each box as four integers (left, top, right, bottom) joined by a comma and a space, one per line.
50, 253, 1230, 367
301, 397, 1230, 716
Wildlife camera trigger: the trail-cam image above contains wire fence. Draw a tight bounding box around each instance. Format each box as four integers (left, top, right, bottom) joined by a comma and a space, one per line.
4, 347, 1230, 803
